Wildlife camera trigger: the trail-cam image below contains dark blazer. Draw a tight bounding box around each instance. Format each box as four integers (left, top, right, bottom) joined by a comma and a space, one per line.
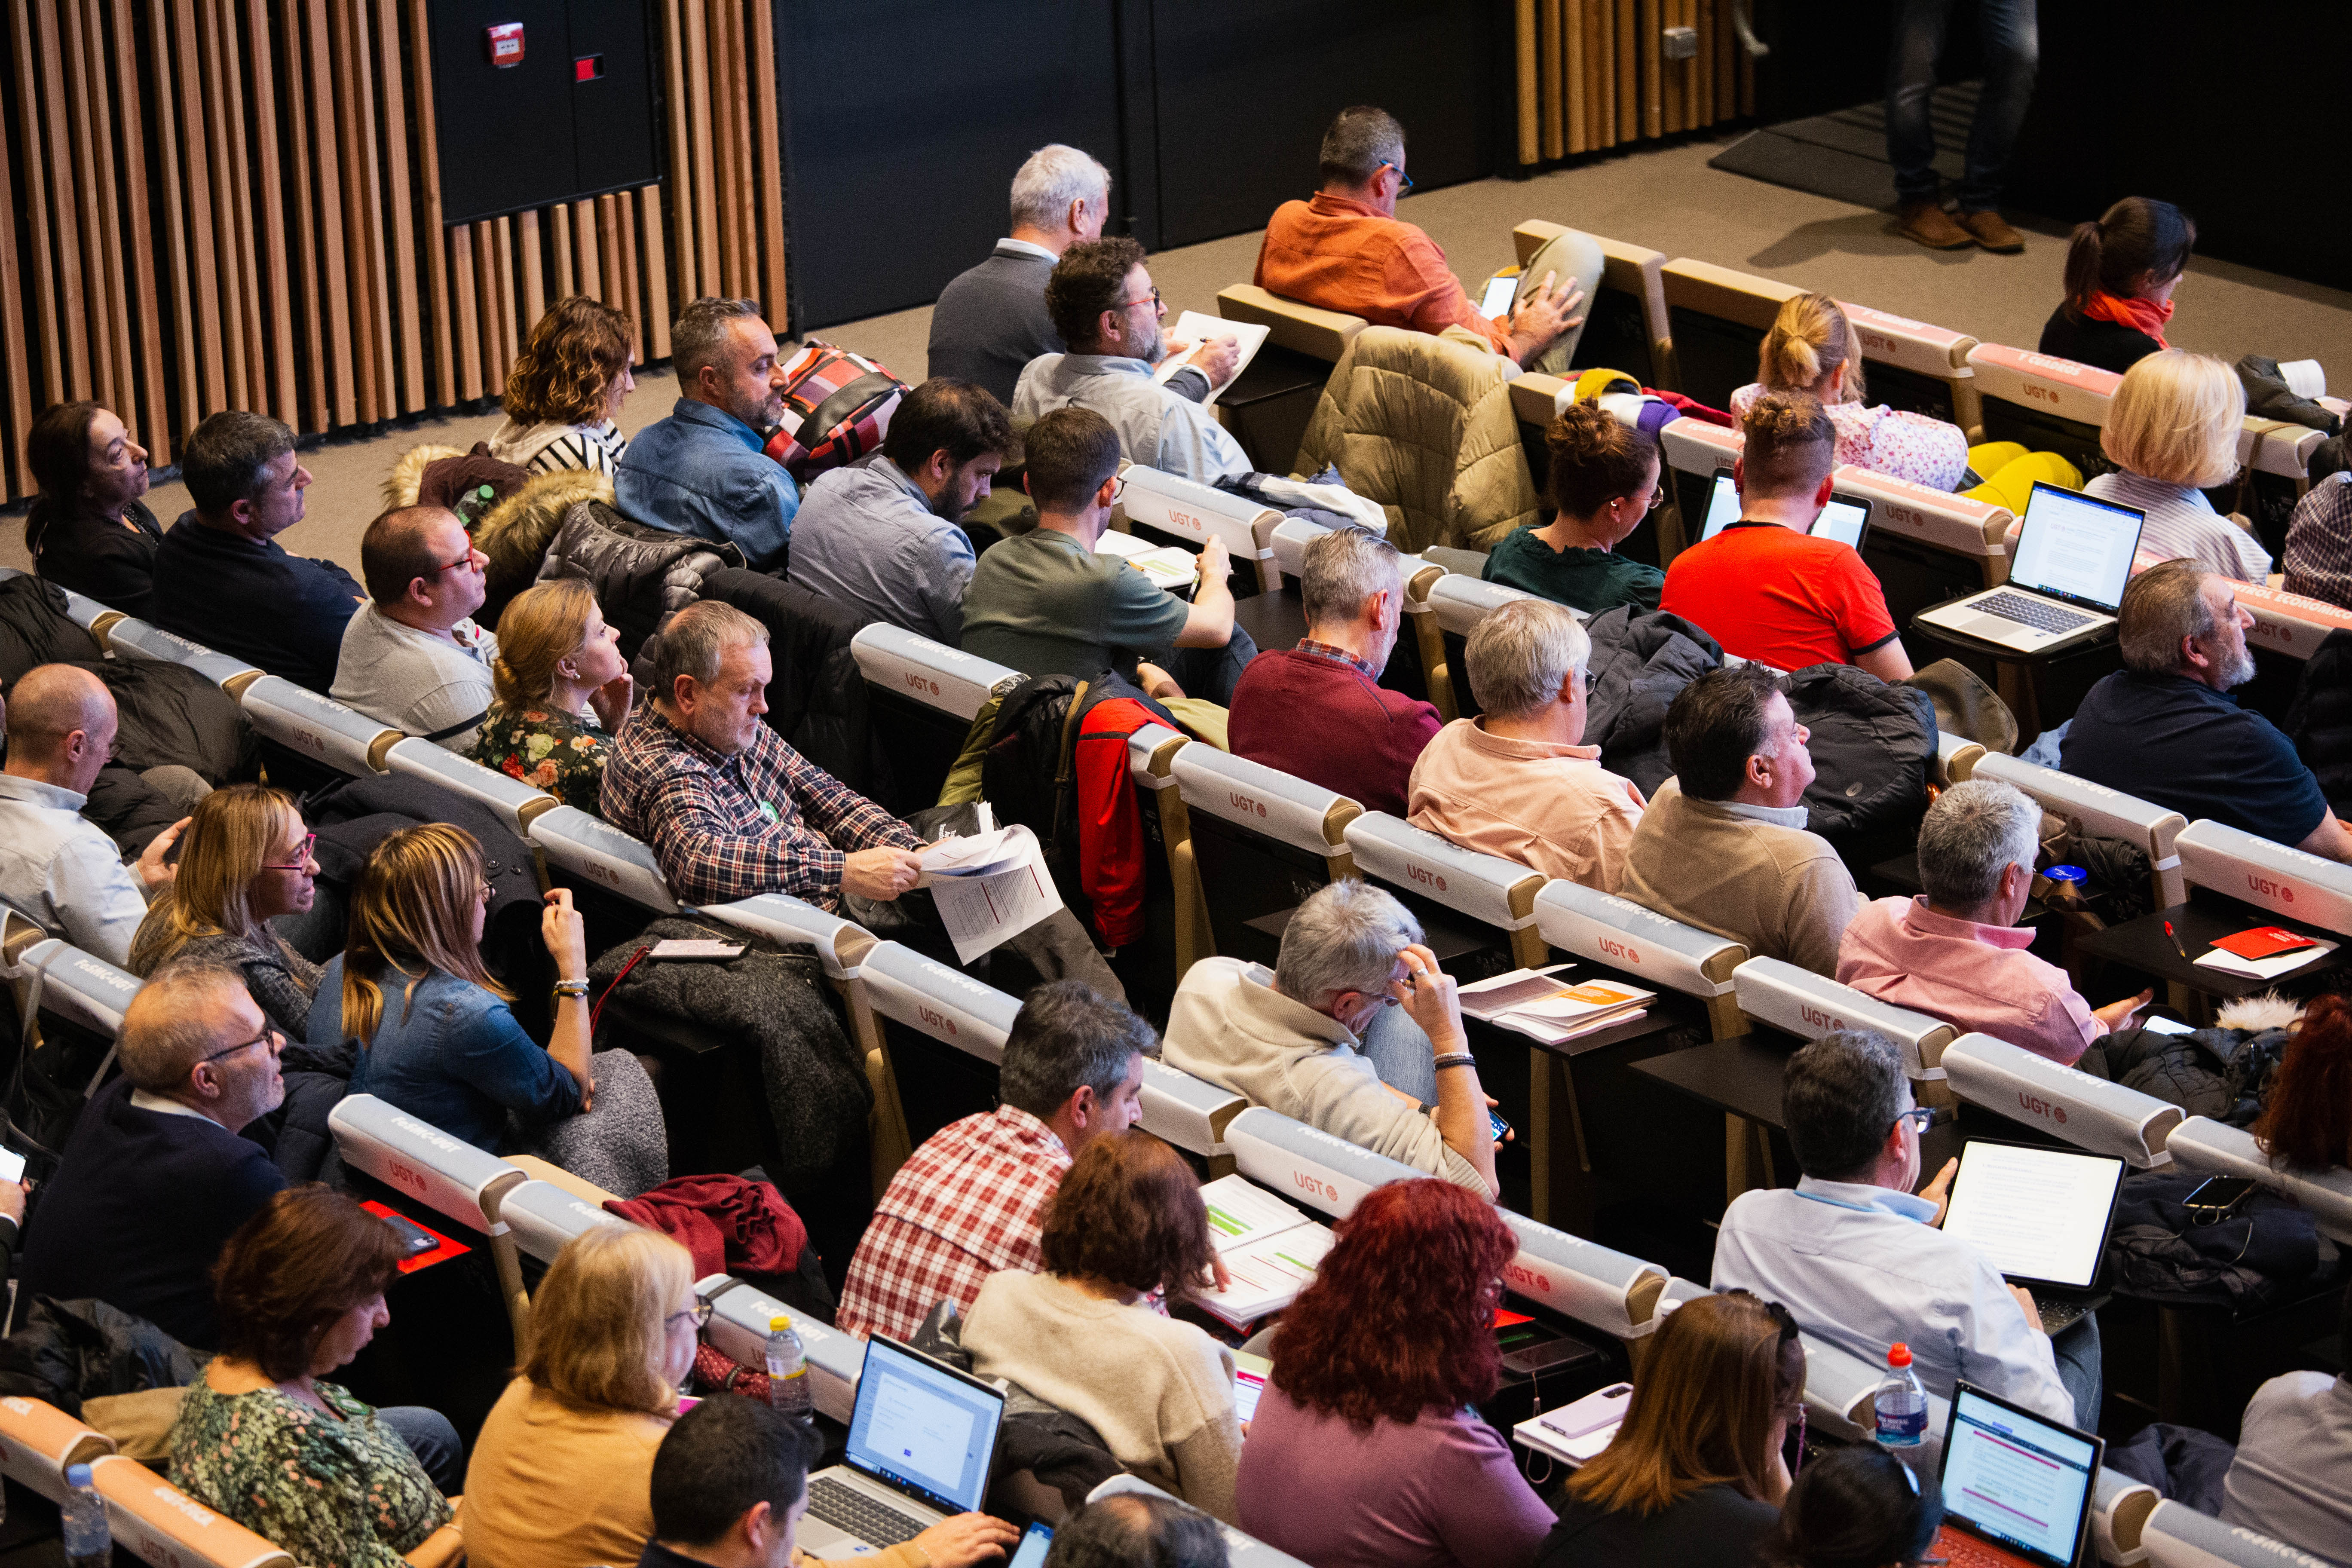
928, 243, 1063, 406
150, 511, 363, 693
2039, 304, 2164, 376
30, 499, 164, 620
21, 1077, 288, 1348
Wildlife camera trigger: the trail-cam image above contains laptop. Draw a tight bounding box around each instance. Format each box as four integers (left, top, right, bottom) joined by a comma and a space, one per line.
1914, 481, 2145, 654
1932, 1381, 2105, 1568
1937, 1139, 2126, 1336
796, 1336, 1008, 1556
1698, 468, 1873, 552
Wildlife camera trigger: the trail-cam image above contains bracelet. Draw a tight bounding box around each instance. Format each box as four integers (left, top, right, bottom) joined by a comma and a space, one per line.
553, 980, 589, 999
1431, 1053, 1477, 1071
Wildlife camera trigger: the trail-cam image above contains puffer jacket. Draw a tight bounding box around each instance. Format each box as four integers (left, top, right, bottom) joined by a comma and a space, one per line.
2285, 626, 2352, 805
77, 657, 257, 784
1295, 324, 1537, 553
0, 573, 104, 678
385, 441, 618, 625
1787, 665, 1937, 868
537, 498, 742, 668
1580, 606, 1723, 795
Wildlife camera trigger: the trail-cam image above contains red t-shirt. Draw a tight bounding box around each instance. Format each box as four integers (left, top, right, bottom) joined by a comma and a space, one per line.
1660, 521, 1899, 670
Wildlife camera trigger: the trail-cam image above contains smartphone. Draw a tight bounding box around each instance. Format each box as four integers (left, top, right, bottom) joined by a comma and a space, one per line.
1008, 1522, 1054, 1568
1538, 1382, 1632, 1440
1488, 1107, 1514, 1143
380, 1212, 441, 1257
0, 1146, 23, 1185
2182, 1176, 2257, 1220
1479, 274, 1519, 320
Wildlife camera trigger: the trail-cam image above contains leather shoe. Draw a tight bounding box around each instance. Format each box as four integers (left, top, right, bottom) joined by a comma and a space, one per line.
1896, 199, 1975, 250
1960, 209, 2026, 254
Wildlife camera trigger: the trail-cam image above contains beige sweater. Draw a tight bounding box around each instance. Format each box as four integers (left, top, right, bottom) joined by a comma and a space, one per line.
459, 1378, 670, 1568
1620, 780, 1861, 977
961, 1271, 1243, 1523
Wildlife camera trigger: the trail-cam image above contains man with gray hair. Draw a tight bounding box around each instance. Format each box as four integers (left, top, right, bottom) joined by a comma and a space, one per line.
1162, 879, 1497, 1195
929, 144, 1234, 407
1407, 597, 1645, 891
614, 297, 798, 569
1838, 778, 2150, 1064
838, 979, 1153, 1344
1255, 105, 1596, 369
1714, 1029, 2091, 1430
2062, 559, 2352, 860
21, 959, 289, 1346
1228, 527, 1440, 814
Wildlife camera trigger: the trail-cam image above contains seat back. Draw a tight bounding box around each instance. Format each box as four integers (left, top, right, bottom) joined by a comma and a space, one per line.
1531, 880, 1747, 1035
2092, 1467, 2161, 1568
1225, 1102, 1419, 1219
327, 1093, 528, 1231
0, 1396, 113, 1503
526, 805, 679, 913
1513, 223, 1674, 389
1137, 1059, 1248, 1161
857, 940, 1022, 1063
384, 738, 561, 837
1657, 416, 1744, 555
1415, 573, 1546, 722
1342, 813, 1549, 970
1731, 957, 1957, 1080
2177, 817, 2352, 937
89, 1455, 297, 1568
1171, 747, 1359, 966
1935, 730, 1987, 787
1832, 464, 2016, 615
1839, 302, 1982, 429
696, 894, 879, 982
2235, 577, 2352, 664
1798, 1331, 1954, 1456
1971, 753, 2189, 910
238, 675, 402, 777
2141, 1500, 2325, 1568
2165, 1116, 2352, 1244
1213, 284, 1367, 364
102, 618, 265, 695
698, 1274, 862, 1422
849, 624, 1021, 806
1939, 1034, 2182, 1166
1658, 259, 1802, 410
496, 1176, 633, 1263
1114, 466, 1285, 594
1965, 345, 2120, 479
11, 938, 141, 1038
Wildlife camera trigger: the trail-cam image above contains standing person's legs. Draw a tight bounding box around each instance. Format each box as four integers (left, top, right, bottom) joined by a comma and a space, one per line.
1956, 0, 2040, 216
1885, 0, 1957, 205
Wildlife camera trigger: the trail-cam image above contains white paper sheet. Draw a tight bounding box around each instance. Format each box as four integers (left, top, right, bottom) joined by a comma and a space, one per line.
1151, 312, 1270, 407
1200, 1173, 1308, 1251
2194, 937, 2337, 980
925, 824, 1063, 963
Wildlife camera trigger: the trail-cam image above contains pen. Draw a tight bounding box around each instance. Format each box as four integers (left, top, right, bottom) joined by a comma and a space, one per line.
2164, 920, 2190, 961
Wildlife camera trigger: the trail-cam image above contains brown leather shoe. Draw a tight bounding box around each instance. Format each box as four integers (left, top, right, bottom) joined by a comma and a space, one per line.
1960, 208, 2026, 254
1896, 198, 1975, 250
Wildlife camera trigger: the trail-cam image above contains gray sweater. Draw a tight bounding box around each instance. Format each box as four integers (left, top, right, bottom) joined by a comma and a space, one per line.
927, 240, 1214, 407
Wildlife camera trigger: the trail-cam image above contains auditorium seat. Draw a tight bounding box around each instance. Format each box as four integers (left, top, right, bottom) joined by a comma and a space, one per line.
1169, 747, 1360, 968
849, 624, 1022, 811
854, 939, 1022, 1142
1137, 1058, 1250, 1176
2091, 1469, 2162, 1568
5, 929, 141, 1042
1414, 573, 1544, 722
1341, 813, 1549, 971
1531, 879, 1747, 1040
1933, 730, 1987, 788
1837, 302, 1983, 434
1798, 1330, 1953, 1461
328, 1093, 533, 1339
100, 617, 265, 698
1244, 517, 1445, 717
2141, 1499, 2322, 1568
2226, 576, 2352, 723
1658, 258, 1802, 412
1731, 956, 1957, 1093
383, 737, 562, 839
1213, 284, 1368, 364
1830, 463, 2018, 638
237, 675, 403, 779
1965, 753, 2189, 910
1657, 416, 1743, 554
525, 805, 680, 914
1938, 1033, 2183, 1167
1112, 465, 1284, 595
1119, 720, 1212, 1002
496, 1173, 632, 1265
698, 1273, 864, 1422
2175, 817, 2352, 940
88, 1454, 301, 1568
1965, 344, 2119, 479
1090, 1473, 1312, 1568
2165, 1116, 2352, 1243
1512, 221, 1675, 391
0, 1395, 114, 1501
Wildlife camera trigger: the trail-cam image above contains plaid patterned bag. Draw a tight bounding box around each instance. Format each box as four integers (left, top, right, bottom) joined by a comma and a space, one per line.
762, 340, 908, 481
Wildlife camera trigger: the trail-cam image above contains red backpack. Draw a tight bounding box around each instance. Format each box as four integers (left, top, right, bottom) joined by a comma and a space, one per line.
762, 341, 908, 482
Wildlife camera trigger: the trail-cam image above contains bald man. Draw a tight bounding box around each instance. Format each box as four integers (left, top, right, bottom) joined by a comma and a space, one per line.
0, 665, 182, 964
331, 502, 499, 750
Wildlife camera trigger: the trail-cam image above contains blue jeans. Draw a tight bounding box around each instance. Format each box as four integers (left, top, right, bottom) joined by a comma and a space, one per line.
1885, 0, 2039, 211
1357, 1003, 1438, 1105
378, 1404, 466, 1495
2052, 1312, 2103, 1433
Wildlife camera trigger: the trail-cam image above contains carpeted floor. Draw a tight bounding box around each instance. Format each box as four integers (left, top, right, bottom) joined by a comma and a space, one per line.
12, 129, 2352, 584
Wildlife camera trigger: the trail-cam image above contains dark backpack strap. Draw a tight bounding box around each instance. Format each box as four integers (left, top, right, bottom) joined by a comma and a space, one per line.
420, 710, 490, 744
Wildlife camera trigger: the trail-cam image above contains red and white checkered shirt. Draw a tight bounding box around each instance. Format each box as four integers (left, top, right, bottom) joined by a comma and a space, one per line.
836, 1105, 1071, 1344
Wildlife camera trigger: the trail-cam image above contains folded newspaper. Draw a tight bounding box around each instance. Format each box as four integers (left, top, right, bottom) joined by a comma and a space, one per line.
1460, 965, 1653, 1046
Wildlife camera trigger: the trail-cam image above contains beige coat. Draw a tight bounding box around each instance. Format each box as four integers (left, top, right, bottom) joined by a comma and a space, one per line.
1620, 779, 1862, 977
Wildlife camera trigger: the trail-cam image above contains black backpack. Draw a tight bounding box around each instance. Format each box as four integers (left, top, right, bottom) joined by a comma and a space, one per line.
980, 676, 1092, 919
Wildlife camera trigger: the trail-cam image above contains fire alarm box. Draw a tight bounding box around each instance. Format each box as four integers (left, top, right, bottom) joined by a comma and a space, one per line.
429, 0, 658, 226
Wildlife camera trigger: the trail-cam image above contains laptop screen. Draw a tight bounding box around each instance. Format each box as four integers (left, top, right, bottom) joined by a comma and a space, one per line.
845, 1338, 1004, 1516
1700, 469, 1868, 548
1939, 1140, 2126, 1292
2007, 482, 2146, 610
1939, 1384, 2101, 1568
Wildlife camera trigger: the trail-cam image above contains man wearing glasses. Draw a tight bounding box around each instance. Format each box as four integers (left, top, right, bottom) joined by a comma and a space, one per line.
1712, 1030, 2092, 1431
331, 503, 499, 751
21, 959, 290, 1348
1255, 106, 1594, 370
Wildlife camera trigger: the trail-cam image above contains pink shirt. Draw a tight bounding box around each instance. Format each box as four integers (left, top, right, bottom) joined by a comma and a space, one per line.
1730, 383, 1969, 493
1406, 718, 1645, 892
1835, 895, 2106, 1065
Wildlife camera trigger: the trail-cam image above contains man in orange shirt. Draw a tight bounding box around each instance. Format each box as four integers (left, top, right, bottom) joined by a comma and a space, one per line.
1256, 106, 1598, 370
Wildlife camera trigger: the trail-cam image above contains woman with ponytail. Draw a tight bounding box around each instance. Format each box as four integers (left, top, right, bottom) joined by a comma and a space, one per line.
2040, 197, 2198, 374
469, 579, 632, 812
1732, 294, 1969, 491
1483, 402, 1668, 613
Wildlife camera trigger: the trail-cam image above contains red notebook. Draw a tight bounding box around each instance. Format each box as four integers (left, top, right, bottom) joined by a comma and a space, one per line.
2211, 926, 2321, 961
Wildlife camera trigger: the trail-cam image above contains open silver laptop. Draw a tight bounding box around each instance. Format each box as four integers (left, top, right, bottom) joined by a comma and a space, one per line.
796, 1336, 1006, 1556
1915, 481, 2145, 654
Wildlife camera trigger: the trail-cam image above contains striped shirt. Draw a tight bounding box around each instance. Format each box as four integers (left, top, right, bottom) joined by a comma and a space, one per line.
488, 417, 630, 477
2086, 467, 2272, 583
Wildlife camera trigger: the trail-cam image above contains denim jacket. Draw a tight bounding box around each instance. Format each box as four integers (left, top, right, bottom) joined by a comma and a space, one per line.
613, 398, 799, 570
309, 958, 581, 1152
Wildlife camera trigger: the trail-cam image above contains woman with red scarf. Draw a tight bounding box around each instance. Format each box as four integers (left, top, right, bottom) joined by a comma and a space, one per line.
2040, 196, 2198, 374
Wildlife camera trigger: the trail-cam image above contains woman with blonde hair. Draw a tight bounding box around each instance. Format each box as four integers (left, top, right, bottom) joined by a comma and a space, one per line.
490, 296, 637, 475
2087, 349, 2268, 582
1731, 293, 1969, 492
469, 579, 632, 812
1535, 1290, 1804, 1568
304, 824, 665, 1191
128, 784, 322, 1035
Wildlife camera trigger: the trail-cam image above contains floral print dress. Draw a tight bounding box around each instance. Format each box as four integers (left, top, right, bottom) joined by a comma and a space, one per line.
170, 1378, 450, 1568
470, 700, 614, 813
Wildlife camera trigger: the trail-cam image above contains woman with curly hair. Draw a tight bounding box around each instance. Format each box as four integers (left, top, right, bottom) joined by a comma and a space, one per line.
1483, 402, 1666, 615
962, 1130, 1240, 1522
1235, 1179, 1547, 1568
2251, 992, 2352, 1171
469, 579, 632, 812
490, 296, 637, 475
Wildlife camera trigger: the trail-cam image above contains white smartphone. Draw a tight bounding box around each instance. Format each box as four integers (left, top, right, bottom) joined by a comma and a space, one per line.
0, 1146, 26, 1184
1538, 1381, 1632, 1440
1479, 274, 1519, 320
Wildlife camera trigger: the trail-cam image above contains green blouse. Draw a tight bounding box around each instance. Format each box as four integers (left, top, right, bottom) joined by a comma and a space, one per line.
1483, 526, 1665, 615
469, 700, 614, 813
170, 1378, 451, 1568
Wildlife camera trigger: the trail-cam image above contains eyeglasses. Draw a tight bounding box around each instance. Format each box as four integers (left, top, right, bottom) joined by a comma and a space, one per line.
1897, 1105, 1951, 1134
434, 543, 485, 575
1115, 286, 1164, 312
260, 832, 317, 872
665, 1302, 715, 1331
1109, 474, 1128, 503
1379, 160, 1415, 194
475, 881, 493, 903
199, 1027, 283, 1066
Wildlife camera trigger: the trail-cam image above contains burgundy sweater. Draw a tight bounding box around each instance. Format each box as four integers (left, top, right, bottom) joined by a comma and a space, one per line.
1228, 647, 1442, 815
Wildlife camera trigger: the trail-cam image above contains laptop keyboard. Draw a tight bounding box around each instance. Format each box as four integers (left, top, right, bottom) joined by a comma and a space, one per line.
807, 1477, 924, 1547
2039, 1299, 2091, 1336
1975, 591, 2095, 634
1938, 1531, 2024, 1568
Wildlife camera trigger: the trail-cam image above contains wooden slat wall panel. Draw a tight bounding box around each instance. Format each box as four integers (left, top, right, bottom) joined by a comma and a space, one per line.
1519, 0, 1738, 161
0, 0, 783, 503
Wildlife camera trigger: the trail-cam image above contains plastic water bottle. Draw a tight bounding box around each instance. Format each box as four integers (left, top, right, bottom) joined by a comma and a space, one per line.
1873, 1343, 1929, 1449
766, 1314, 812, 1420
61, 1462, 110, 1568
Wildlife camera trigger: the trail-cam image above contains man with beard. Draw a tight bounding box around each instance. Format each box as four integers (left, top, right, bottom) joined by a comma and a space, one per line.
1013, 237, 1253, 486
784, 379, 1015, 645
2063, 559, 2352, 861
616, 297, 799, 570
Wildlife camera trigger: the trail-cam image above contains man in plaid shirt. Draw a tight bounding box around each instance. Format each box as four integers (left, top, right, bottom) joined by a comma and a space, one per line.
602, 600, 926, 912
838, 980, 1152, 1344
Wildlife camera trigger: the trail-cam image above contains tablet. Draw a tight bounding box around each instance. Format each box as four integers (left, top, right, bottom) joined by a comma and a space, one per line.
1938, 1139, 2126, 1293
1699, 469, 1870, 552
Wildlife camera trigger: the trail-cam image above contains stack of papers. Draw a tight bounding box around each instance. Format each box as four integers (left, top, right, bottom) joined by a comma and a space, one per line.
1196, 1175, 1335, 1329
2196, 937, 2337, 980
1094, 529, 1199, 591
916, 827, 1028, 885
1460, 966, 1654, 1046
